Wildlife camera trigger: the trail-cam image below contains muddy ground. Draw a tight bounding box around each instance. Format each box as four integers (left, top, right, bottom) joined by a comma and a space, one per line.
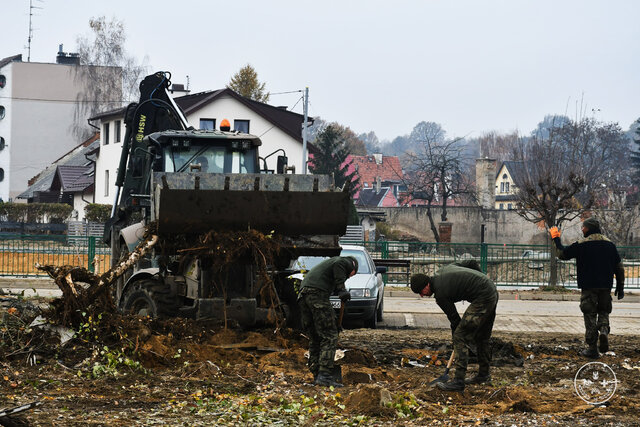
1, 295, 639, 426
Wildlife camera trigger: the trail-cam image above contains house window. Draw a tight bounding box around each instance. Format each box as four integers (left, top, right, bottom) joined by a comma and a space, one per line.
507, 203, 512, 209
500, 182, 504, 193
199, 118, 216, 130
505, 182, 510, 192
499, 203, 504, 210
502, 174, 507, 179
103, 123, 110, 145
0, 168, 4, 182
104, 170, 109, 197
0, 75, 5, 88
234, 120, 250, 133
0, 106, 5, 120
0, 137, 5, 150
115, 120, 122, 143
364, 183, 369, 187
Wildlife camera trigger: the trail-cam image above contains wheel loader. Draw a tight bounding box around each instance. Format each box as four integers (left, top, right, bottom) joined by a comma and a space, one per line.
104, 72, 350, 326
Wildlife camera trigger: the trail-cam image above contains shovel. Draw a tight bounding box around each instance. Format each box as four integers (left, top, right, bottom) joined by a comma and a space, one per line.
428, 350, 455, 386
331, 301, 346, 383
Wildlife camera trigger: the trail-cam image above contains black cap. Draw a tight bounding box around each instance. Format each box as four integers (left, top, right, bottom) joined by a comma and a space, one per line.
410, 274, 430, 294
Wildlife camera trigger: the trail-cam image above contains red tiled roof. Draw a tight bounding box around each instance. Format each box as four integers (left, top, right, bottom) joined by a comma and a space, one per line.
346, 155, 404, 188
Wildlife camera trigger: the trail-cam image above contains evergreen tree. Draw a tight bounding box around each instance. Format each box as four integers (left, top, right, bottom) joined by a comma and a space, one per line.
227, 64, 270, 102
309, 124, 359, 195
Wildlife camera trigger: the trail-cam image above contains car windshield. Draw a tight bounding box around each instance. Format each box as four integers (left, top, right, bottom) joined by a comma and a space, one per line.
293, 256, 327, 271
340, 249, 371, 274
294, 248, 371, 274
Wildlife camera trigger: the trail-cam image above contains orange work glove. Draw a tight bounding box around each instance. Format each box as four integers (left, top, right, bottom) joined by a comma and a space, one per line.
549, 227, 561, 239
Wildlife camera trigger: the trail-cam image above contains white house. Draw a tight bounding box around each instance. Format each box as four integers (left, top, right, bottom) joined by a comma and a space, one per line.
92, 87, 310, 205
0, 50, 120, 202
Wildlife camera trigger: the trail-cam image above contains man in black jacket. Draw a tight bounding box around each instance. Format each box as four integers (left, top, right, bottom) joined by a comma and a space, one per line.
410, 261, 498, 392
549, 217, 625, 358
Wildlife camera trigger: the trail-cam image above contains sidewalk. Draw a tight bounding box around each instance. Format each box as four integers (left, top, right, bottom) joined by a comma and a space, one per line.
384, 287, 640, 302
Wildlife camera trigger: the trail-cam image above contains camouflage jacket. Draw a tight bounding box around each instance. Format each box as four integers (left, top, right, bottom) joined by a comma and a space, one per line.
431, 264, 497, 332
300, 256, 355, 294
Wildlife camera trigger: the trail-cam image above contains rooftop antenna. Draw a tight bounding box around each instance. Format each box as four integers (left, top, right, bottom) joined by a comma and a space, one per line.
186, 75, 190, 90
27, 0, 44, 62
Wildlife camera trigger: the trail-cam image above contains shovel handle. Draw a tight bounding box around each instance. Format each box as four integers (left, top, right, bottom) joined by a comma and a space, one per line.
338, 301, 345, 327
446, 350, 455, 369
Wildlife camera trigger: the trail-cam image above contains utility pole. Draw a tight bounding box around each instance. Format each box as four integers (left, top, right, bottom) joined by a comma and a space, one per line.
302, 87, 309, 174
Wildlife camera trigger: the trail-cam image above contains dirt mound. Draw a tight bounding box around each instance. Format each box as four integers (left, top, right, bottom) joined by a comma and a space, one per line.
340, 347, 377, 367
344, 385, 394, 416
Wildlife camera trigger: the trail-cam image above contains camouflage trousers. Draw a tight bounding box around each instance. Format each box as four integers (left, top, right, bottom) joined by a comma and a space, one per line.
298, 287, 339, 376
452, 292, 498, 380
580, 288, 612, 347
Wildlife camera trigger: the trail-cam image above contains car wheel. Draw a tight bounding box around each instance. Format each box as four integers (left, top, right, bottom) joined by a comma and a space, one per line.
376, 295, 384, 322
120, 278, 177, 318
365, 300, 378, 329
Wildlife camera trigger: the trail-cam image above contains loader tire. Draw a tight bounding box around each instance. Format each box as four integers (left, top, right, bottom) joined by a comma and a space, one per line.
120, 279, 177, 318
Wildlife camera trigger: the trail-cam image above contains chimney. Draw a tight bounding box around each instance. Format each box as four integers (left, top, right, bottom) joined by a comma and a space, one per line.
475, 157, 497, 209
56, 44, 80, 65
375, 176, 381, 194
169, 83, 191, 95
373, 153, 382, 165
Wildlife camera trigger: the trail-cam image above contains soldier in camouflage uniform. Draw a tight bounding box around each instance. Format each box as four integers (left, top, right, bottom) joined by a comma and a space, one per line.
549, 217, 625, 358
298, 256, 357, 387
411, 261, 498, 392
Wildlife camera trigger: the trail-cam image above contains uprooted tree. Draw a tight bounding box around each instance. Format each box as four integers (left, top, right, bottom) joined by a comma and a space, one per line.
509, 116, 630, 286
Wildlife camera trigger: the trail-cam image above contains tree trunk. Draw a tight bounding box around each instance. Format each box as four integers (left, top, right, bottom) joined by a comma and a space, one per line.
426, 203, 440, 242
441, 195, 448, 222
549, 244, 558, 287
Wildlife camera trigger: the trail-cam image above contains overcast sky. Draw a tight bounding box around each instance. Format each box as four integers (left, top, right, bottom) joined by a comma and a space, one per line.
2, 0, 639, 142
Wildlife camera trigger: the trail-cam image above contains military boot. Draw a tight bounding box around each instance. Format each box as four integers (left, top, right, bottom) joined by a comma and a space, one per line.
436, 378, 465, 392
314, 371, 343, 388
598, 329, 609, 353
580, 345, 600, 359
465, 373, 491, 385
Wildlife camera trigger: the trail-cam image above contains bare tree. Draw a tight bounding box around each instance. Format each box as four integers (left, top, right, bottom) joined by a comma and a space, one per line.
477, 130, 521, 165
592, 133, 639, 245
73, 16, 147, 140
511, 117, 629, 285
402, 122, 475, 242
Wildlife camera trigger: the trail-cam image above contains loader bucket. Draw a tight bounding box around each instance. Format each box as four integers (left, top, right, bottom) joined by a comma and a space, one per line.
151, 172, 350, 236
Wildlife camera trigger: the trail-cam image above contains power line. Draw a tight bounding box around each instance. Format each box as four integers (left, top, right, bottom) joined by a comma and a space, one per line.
269, 90, 302, 96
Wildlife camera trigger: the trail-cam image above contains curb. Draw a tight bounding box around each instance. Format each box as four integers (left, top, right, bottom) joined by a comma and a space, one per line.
384, 288, 640, 302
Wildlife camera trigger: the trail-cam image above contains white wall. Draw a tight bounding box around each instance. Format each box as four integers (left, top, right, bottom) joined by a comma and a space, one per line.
94, 118, 125, 205
0, 63, 14, 201
0, 61, 120, 201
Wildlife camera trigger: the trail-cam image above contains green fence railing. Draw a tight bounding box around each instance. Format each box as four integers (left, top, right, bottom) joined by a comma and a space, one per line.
0, 233, 111, 277
340, 240, 640, 289
1, 234, 638, 289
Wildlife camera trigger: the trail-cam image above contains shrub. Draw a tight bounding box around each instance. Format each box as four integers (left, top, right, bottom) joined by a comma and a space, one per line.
84, 204, 112, 223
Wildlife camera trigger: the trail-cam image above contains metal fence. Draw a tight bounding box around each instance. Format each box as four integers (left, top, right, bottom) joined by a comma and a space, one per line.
0, 233, 111, 277
1, 234, 638, 289
340, 240, 640, 289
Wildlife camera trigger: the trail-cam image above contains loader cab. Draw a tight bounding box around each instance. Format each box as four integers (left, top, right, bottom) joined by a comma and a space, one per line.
152, 130, 261, 174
